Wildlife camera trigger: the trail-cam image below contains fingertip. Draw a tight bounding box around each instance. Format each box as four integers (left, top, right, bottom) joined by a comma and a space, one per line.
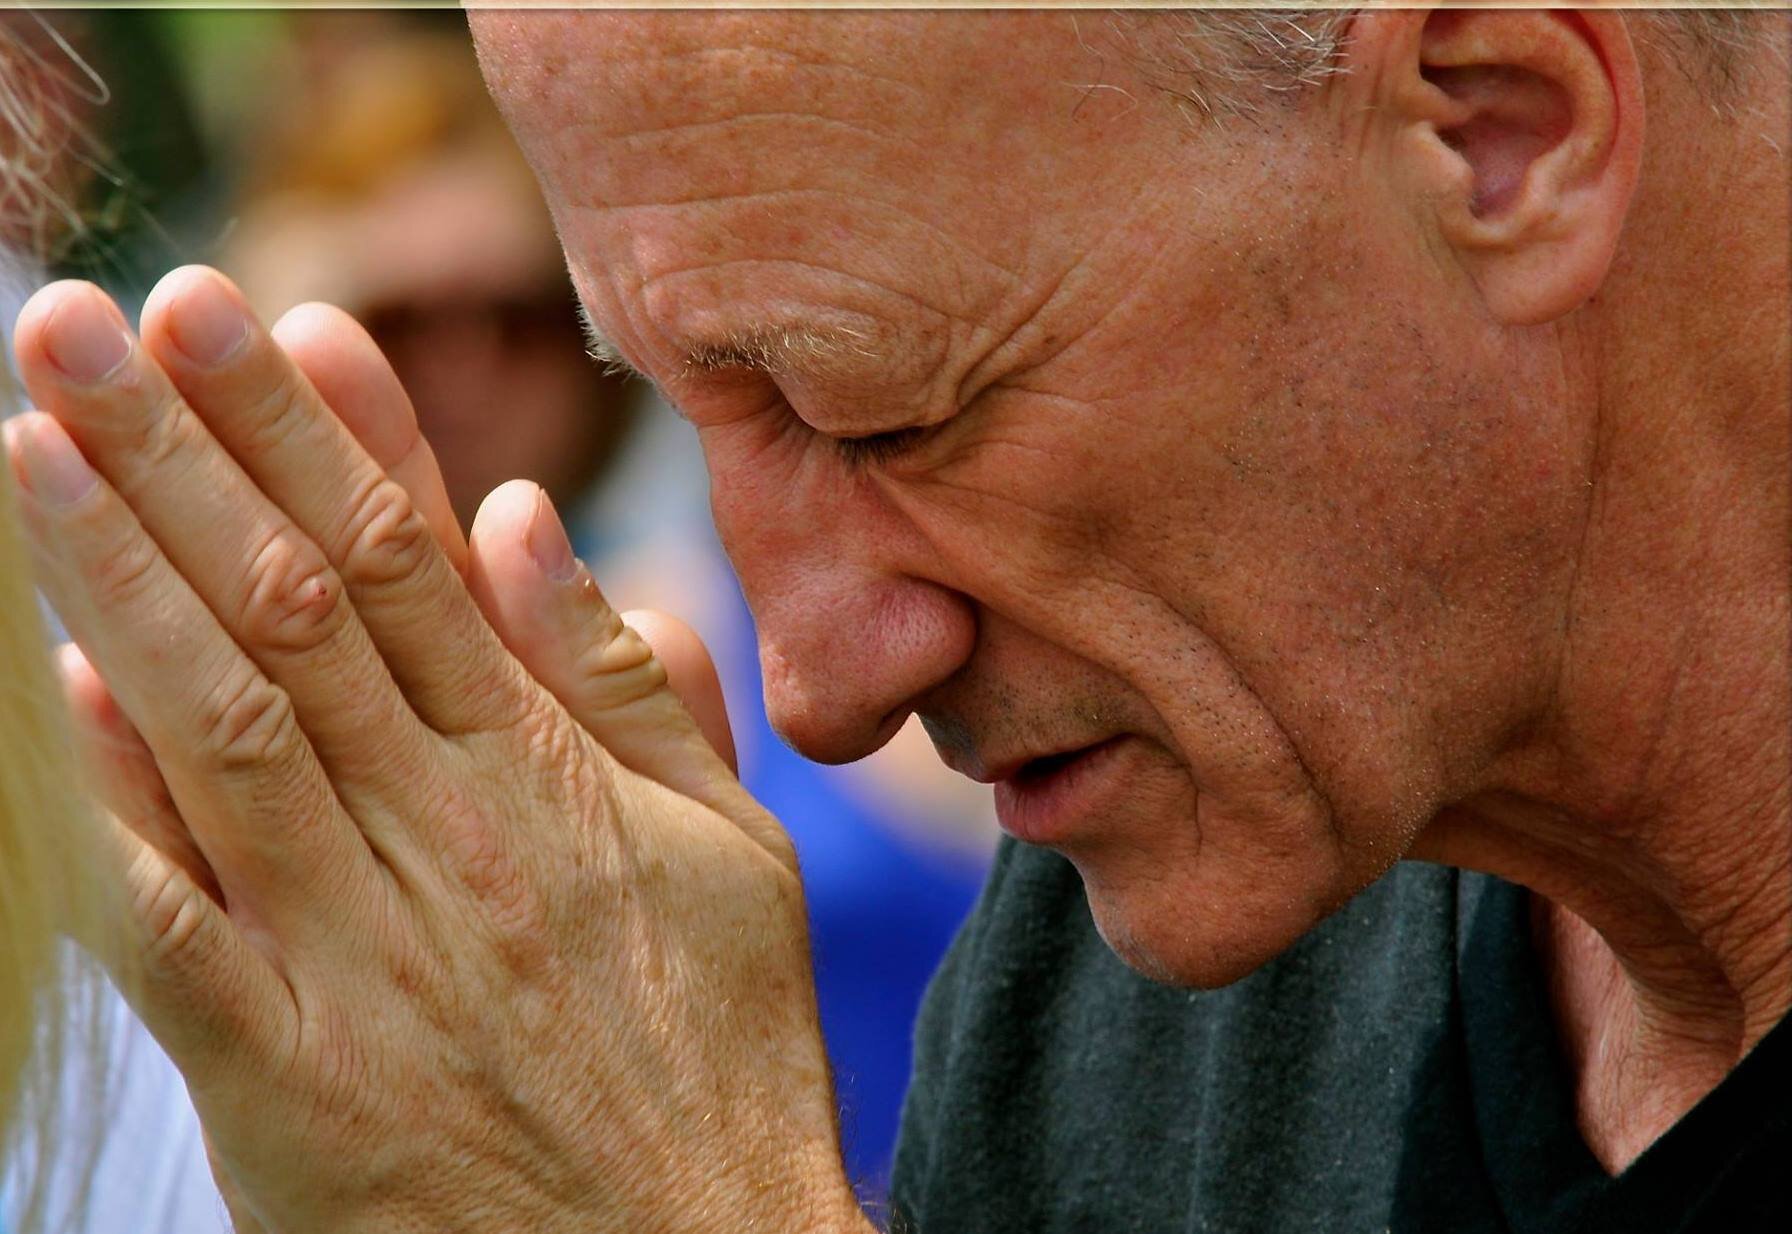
138, 264, 251, 350
12, 279, 105, 349
267, 301, 347, 363
466, 479, 556, 629
5, 408, 99, 506
271, 302, 417, 457
471, 481, 580, 589
471, 477, 545, 551
269, 299, 348, 344
12, 280, 133, 388
141, 263, 246, 310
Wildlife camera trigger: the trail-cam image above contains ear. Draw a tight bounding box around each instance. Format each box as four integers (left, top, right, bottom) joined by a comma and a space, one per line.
1348, 9, 1644, 326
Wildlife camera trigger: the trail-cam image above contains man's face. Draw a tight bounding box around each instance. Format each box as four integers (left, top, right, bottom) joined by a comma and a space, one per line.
474, 10, 1588, 985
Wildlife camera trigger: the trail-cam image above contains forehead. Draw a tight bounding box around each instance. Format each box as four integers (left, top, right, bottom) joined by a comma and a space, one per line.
471, 10, 1189, 390
474, 10, 1103, 167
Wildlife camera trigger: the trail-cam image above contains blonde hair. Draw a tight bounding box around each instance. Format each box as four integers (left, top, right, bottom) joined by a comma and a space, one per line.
2, 15, 123, 1230
0, 353, 117, 1233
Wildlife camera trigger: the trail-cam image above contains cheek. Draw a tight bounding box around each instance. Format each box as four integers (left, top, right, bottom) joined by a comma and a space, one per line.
888, 403, 1151, 603
700, 409, 814, 564
1152, 313, 1584, 844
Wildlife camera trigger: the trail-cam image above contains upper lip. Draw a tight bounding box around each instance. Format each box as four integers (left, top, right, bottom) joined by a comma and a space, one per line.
958, 737, 1115, 785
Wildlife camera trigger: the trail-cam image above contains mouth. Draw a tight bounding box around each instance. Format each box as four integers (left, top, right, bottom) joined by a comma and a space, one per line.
963, 735, 1118, 786
1010, 743, 1101, 785
991, 736, 1131, 846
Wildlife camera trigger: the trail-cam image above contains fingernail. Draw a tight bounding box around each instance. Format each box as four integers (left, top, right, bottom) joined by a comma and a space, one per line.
167, 274, 248, 367
526, 490, 579, 582
43, 294, 131, 385
8, 416, 97, 507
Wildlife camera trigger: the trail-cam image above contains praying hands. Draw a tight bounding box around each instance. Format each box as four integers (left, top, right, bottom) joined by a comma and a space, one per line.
3, 268, 869, 1234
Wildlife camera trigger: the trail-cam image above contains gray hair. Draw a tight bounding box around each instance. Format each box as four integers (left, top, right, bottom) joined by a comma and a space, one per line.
1103, 8, 1785, 125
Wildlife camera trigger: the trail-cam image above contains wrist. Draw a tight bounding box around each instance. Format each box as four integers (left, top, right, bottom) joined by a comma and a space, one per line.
698, 1137, 871, 1234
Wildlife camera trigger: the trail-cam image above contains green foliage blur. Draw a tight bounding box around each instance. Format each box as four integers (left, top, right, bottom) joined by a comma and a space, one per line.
44, 7, 467, 297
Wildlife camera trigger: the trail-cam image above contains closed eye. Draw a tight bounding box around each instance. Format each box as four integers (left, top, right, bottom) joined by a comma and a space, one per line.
832, 425, 930, 468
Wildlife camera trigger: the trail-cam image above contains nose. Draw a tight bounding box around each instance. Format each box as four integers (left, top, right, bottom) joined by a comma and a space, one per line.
755, 569, 975, 764
712, 464, 975, 765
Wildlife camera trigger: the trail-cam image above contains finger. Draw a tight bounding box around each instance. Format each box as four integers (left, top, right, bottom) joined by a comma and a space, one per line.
270, 301, 467, 575
103, 817, 292, 1099
618, 608, 738, 776
10, 280, 434, 796
136, 266, 526, 735
58, 642, 221, 904
5, 412, 377, 937
466, 481, 789, 862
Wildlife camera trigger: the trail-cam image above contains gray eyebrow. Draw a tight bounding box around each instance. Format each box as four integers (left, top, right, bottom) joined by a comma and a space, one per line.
683, 321, 874, 376
575, 301, 874, 383
576, 303, 642, 380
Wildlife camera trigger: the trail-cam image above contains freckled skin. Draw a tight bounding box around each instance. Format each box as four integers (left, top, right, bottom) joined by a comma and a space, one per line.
473, 9, 1591, 986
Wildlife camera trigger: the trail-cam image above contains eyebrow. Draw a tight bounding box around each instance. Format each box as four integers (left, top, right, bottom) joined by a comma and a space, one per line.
576, 302, 874, 383
577, 303, 642, 379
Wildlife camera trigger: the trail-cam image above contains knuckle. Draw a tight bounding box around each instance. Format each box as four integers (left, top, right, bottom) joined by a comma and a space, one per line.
571, 619, 671, 712
239, 532, 348, 654
128, 851, 213, 968
126, 398, 204, 474
232, 371, 312, 462
195, 668, 300, 773
336, 479, 433, 590
85, 532, 163, 611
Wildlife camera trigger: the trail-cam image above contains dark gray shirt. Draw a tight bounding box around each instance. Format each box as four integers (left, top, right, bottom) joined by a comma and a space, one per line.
889, 842, 1789, 1233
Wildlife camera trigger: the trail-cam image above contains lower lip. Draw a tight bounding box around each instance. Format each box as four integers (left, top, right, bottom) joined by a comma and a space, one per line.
993, 738, 1130, 846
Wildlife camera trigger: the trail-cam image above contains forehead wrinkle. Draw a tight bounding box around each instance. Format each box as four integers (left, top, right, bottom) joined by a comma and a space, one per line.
569, 32, 930, 121
544, 39, 934, 178
586, 190, 1028, 358
655, 40, 927, 97
569, 110, 931, 163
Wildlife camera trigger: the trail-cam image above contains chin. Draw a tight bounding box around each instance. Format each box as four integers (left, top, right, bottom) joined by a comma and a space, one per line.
1072, 857, 1349, 990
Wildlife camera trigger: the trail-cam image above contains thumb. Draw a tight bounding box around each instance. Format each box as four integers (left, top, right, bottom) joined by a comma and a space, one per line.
617, 608, 738, 776
466, 481, 787, 862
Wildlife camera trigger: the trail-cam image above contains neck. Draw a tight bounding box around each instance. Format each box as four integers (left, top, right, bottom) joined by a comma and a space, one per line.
1420, 425, 1789, 1169
1413, 59, 1791, 1173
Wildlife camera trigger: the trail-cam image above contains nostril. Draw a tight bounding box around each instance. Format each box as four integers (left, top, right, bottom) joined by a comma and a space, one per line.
764, 698, 906, 766
749, 571, 978, 767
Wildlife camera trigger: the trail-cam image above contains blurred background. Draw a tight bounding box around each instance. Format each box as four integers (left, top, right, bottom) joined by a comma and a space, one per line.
2, 6, 996, 1224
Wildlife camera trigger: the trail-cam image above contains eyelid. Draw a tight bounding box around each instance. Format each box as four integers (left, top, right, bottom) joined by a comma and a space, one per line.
832, 424, 931, 467
684, 364, 936, 468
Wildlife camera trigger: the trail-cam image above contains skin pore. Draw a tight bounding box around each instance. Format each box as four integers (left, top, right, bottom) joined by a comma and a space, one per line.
471, 7, 1789, 1175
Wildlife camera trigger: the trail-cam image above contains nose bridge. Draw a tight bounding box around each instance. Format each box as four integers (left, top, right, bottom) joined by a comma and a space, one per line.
713, 466, 975, 765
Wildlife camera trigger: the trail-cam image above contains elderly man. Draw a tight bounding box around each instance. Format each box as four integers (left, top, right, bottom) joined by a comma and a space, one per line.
2, 7, 1786, 1232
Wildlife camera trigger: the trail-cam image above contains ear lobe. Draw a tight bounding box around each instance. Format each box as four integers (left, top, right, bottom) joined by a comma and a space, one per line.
1414, 10, 1644, 325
